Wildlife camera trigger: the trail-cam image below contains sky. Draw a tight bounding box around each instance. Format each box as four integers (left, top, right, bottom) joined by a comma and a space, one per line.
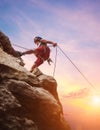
0, 0, 100, 130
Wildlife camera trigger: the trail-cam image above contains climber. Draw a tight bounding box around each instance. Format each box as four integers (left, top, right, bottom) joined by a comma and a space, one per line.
21, 36, 57, 72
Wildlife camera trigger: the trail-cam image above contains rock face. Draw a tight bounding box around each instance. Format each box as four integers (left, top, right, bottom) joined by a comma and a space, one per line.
0, 31, 20, 57
0, 32, 71, 130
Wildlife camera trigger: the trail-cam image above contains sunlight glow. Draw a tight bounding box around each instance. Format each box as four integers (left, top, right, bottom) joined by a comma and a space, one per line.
92, 95, 100, 105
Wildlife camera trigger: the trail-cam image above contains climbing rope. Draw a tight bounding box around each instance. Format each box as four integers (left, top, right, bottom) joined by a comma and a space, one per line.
12, 43, 30, 50
12, 43, 95, 90
12, 43, 53, 50
53, 46, 57, 77
57, 45, 95, 90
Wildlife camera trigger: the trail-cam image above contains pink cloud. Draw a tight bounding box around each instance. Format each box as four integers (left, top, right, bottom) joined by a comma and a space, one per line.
63, 88, 91, 99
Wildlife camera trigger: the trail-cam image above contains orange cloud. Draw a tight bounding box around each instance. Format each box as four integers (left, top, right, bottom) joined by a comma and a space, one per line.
63, 88, 91, 99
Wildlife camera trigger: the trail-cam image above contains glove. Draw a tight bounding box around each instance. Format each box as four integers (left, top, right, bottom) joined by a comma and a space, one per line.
53, 43, 57, 47
47, 58, 53, 65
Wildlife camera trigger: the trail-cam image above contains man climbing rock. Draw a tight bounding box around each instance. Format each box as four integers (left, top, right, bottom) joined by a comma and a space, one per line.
21, 36, 57, 72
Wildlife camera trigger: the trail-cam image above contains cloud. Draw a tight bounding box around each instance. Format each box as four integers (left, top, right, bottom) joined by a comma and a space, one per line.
2, 0, 100, 51
55, 8, 100, 42
63, 88, 91, 99
28, 0, 100, 56
0, 0, 100, 89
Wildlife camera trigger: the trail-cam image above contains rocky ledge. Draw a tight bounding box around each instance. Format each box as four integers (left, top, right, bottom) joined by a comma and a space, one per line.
0, 31, 71, 130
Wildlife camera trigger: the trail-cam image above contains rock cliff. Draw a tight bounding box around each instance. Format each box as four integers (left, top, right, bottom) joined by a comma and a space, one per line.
0, 32, 71, 130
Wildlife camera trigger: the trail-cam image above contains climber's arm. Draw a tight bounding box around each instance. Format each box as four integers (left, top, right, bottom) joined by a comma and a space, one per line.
41, 39, 57, 47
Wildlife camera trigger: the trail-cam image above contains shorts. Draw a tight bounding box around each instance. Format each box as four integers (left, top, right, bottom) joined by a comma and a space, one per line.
34, 46, 50, 67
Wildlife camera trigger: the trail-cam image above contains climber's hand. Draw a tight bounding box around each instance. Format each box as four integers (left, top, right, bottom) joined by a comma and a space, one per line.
47, 58, 53, 65
53, 43, 57, 47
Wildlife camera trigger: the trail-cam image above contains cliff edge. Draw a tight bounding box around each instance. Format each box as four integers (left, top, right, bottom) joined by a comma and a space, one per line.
0, 31, 71, 130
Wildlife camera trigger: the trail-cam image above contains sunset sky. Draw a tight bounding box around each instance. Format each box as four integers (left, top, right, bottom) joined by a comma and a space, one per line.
0, 0, 100, 130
